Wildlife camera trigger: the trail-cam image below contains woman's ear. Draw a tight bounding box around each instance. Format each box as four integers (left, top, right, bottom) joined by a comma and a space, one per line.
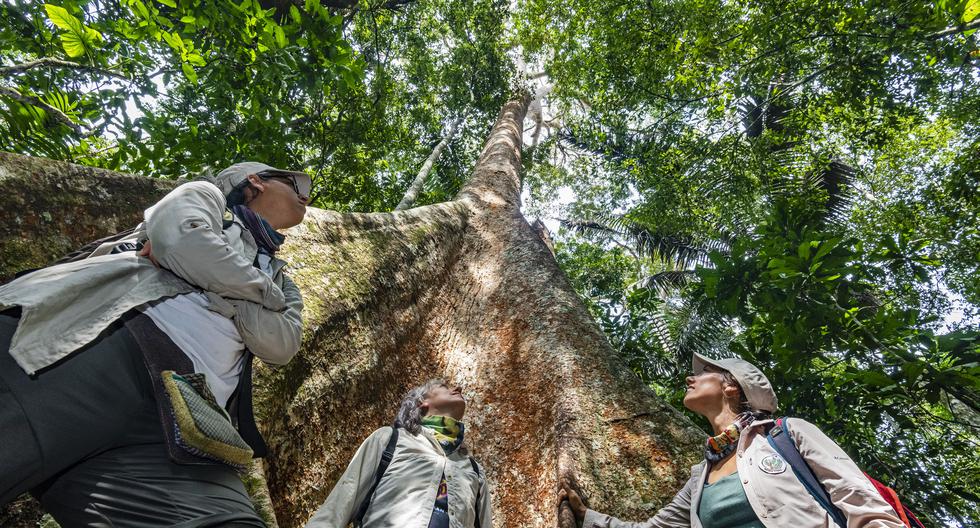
247, 174, 267, 192
242, 174, 266, 204
722, 383, 742, 402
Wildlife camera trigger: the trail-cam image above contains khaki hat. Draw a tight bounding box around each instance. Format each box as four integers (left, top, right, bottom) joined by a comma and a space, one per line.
692, 352, 778, 412
214, 162, 311, 198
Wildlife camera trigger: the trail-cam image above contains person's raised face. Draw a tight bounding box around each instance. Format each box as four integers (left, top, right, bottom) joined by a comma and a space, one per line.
245, 173, 308, 229
682, 365, 740, 415
420, 384, 466, 421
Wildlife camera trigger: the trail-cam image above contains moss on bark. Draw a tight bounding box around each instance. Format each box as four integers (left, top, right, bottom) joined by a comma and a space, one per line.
0, 152, 175, 280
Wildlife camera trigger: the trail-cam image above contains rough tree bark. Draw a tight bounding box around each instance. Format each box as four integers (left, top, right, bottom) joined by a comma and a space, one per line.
394, 116, 462, 211
0, 93, 702, 528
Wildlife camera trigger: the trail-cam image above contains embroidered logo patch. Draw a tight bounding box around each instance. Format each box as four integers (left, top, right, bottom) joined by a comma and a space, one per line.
759, 454, 787, 474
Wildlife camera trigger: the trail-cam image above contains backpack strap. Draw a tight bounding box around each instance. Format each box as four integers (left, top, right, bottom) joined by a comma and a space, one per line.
222, 207, 236, 229
227, 351, 267, 457
766, 418, 848, 528
353, 425, 400, 527
52, 225, 141, 265
469, 457, 482, 528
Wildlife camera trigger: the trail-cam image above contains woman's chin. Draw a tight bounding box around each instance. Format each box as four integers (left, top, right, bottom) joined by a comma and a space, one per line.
681, 393, 698, 412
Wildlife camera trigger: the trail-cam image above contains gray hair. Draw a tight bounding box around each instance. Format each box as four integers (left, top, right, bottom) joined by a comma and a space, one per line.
395, 379, 448, 434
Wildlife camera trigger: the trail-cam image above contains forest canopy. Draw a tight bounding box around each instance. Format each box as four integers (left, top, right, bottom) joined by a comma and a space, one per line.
1, 0, 978, 525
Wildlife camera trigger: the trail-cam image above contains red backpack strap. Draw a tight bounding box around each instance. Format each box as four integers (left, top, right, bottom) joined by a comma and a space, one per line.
864, 473, 916, 528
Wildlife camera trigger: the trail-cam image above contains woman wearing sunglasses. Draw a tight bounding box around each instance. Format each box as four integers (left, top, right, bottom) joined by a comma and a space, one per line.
0, 161, 310, 526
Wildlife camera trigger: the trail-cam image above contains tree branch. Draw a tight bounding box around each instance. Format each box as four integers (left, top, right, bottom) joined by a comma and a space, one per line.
396, 116, 463, 210
926, 19, 980, 40
0, 58, 130, 81
0, 86, 84, 135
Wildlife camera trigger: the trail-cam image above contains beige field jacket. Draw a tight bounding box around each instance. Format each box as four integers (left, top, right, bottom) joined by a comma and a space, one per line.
0, 180, 302, 374
584, 418, 905, 528
306, 426, 492, 528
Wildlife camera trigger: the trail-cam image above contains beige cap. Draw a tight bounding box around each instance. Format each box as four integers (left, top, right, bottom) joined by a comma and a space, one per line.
214, 162, 311, 198
692, 352, 778, 412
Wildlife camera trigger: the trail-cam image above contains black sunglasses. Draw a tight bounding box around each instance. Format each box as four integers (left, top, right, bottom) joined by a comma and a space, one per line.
256, 170, 301, 196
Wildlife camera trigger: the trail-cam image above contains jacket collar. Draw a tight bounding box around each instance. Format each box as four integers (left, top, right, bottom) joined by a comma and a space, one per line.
417, 427, 469, 457
692, 420, 775, 527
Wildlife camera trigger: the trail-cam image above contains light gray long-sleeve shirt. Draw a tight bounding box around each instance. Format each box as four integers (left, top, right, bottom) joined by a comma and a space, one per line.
0, 180, 302, 374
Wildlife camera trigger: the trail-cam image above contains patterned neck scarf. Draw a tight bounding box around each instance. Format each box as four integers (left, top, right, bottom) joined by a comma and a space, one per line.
421, 415, 465, 455
704, 412, 755, 463
231, 204, 285, 256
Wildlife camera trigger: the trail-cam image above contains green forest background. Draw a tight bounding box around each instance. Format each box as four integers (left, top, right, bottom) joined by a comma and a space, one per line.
1, 0, 978, 525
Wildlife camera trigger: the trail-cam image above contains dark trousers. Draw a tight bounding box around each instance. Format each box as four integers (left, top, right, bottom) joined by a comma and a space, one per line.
0, 313, 265, 527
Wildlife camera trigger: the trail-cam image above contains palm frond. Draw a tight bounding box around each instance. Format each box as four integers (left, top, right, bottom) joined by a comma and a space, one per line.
809, 160, 855, 223
632, 295, 734, 379
739, 91, 794, 139
562, 215, 729, 269
762, 154, 856, 225
648, 312, 678, 360
556, 128, 633, 163
672, 298, 733, 359
637, 270, 697, 296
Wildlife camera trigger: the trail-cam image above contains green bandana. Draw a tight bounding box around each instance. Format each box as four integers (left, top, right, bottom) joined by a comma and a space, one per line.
421, 415, 465, 454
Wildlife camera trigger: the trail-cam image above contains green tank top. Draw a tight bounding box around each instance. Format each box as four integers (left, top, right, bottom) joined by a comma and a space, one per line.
697, 472, 766, 528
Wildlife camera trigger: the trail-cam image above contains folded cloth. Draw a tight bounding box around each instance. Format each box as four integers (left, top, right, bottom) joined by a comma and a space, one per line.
161, 370, 253, 471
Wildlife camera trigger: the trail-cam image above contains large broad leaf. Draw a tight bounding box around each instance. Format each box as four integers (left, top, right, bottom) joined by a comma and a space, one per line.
44, 4, 103, 58
965, 0, 980, 22
44, 4, 81, 32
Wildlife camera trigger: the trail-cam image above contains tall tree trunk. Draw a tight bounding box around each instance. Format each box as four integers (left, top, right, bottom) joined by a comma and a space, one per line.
394, 116, 462, 211
0, 94, 702, 528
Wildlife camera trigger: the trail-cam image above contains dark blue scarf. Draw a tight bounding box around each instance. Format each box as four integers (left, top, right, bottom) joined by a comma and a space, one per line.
231, 205, 285, 256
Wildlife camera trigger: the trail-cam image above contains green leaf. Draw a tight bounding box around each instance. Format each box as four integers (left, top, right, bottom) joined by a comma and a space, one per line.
181, 62, 197, 83
274, 25, 287, 48
44, 4, 82, 33
964, 0, 980, 22
797, 241, 811, 260
60, 30, 87, 58
162, 31, 185, 52
130, 0, 150, 19
85, 26, 103, 43
185, 52, 206, 67
156, 0, 177, 7
813, 237, 841, 262
766, 258, 786, 269
902, 362, 927, 385
44, 4, 102, 58
180, 15, 196, 23
859, 370, 895, 387
702, 271, 720, 298
289, 5, 302, 24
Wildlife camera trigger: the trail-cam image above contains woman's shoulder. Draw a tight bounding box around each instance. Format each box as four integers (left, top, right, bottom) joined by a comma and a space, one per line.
168, 179, 223, 198
371, 425, 397, 438
150, 180, 226, 218
776, 417, 846, 453
782, 417, 825, 436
